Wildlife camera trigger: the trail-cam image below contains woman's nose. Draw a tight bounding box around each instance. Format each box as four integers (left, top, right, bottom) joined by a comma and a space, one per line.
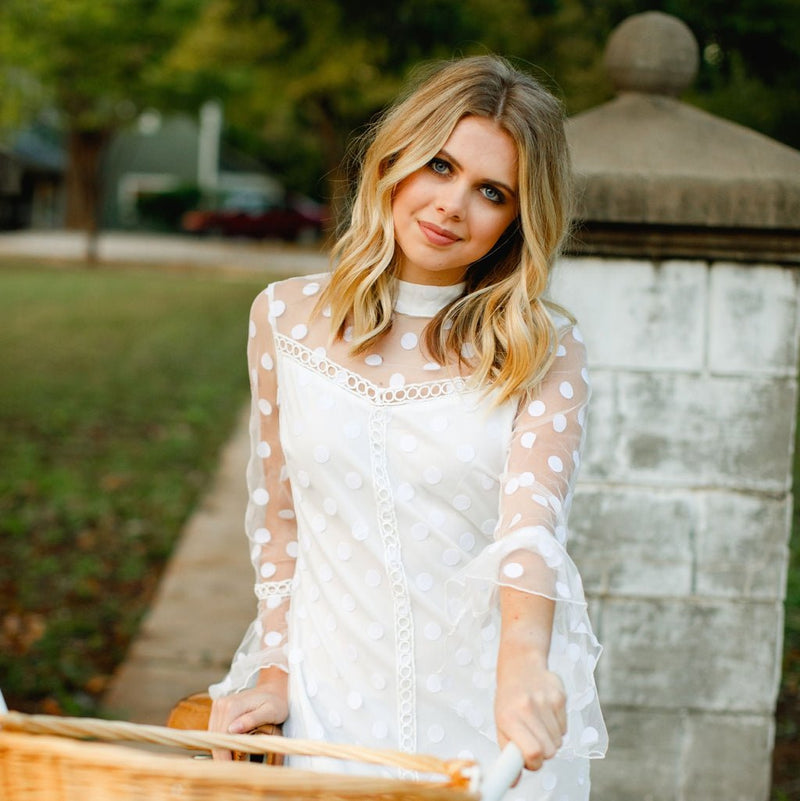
435, 181, 468, 220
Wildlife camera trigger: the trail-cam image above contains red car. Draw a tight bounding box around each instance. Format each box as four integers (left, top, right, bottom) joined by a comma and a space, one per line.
182, 191, 328, 242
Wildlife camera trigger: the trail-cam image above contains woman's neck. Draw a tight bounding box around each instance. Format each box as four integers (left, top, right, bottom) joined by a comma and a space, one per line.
394, 278, 465, 317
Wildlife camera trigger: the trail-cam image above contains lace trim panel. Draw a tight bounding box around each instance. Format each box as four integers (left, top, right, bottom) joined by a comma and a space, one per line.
254, 578, 294, 600
274, 333, 466, 405
369, 405, 417, 760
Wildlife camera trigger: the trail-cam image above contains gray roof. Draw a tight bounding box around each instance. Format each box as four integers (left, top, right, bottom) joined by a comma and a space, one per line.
13, 124, 65, 173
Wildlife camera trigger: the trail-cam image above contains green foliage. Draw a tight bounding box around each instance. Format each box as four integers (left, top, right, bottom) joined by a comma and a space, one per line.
0, 261, 267, 714
157, 0, 800, 206
0, 0, 201, 133
2, 0, 798, 206
162, 0, 560, 204
565, 0, 800, 145
0, 0, 204, 231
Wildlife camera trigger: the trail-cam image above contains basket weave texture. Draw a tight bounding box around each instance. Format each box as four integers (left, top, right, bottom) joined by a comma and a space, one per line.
0, 713, 479, 801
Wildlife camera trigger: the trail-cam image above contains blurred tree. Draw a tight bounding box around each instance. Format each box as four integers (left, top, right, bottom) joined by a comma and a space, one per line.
162, 0, 558, 225
0, 0, 201, 260
563, 0, 800, 144
163, 0, 800, 225
2, 0, 797, 244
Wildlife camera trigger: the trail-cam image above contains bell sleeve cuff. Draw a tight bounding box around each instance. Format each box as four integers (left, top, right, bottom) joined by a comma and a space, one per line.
446, 520, 608, 759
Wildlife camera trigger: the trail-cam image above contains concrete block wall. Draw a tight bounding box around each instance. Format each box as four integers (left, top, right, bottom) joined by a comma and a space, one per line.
550, 257, 800, 801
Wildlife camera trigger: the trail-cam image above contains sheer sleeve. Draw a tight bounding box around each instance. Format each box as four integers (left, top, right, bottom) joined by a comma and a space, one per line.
209, 285, 298, 698
446, 323, 608, 758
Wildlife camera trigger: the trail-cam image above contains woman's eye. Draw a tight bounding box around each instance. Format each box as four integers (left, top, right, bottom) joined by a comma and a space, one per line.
429, 158, 450, 175
481, 185, 503, 204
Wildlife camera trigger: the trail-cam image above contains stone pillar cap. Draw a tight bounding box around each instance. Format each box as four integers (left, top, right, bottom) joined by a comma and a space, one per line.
566, 12, 800, 233
604, 11, 699, 96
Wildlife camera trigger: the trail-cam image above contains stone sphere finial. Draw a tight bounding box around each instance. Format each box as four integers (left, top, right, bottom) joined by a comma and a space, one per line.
604, 11, 699, 96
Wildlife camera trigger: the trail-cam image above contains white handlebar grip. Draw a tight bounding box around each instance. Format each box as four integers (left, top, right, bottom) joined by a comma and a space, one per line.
481, 742, 524, 801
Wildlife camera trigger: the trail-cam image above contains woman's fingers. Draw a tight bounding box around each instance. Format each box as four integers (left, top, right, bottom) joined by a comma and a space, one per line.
227, 702, 277, 734
208, 695, 239, 760
495, 674, 568, 772
499, 719, 558, 772
208, 693, 260, 760
534, 699, 566, 756
208, 688, 288, 761
503, 721, 556, 771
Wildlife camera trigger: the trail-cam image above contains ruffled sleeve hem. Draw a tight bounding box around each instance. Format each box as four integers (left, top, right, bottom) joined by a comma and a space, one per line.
445, 526, 608, 759
208, 619, 289, 699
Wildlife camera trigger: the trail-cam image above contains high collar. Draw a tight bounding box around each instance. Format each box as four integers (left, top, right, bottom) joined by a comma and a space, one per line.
394, 279, 465, 318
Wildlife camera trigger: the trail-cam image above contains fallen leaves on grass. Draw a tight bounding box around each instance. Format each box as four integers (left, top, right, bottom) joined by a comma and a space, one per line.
1, 612, 47, 655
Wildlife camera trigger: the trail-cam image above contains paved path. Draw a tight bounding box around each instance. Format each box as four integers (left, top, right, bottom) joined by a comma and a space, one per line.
0, 229, 329, 277
0, 229, 329, 724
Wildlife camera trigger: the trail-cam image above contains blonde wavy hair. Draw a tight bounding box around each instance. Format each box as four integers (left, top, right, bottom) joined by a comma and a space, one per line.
317, 55, 573, 405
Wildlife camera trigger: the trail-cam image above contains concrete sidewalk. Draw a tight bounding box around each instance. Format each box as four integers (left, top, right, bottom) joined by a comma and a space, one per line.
0, 229, 329, 277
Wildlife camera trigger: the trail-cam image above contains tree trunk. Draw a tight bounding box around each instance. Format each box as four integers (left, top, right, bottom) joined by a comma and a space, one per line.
64, 129, 111, 264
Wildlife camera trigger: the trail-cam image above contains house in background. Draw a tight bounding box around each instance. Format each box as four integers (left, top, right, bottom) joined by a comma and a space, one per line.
0, 123, 65, 230
101, 101, 282, 230
0, 101, 282, 233
0, 148, 24, 229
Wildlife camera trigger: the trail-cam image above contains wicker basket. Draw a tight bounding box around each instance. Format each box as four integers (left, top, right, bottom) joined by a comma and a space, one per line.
0, 712, 482, 801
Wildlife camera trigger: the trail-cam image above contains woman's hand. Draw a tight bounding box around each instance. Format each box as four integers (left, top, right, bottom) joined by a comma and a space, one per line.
207, 667, 289, 760
494, 639, 567, 773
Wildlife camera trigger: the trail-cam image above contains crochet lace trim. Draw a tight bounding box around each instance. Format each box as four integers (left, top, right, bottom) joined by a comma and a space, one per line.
274, 334, 466, 406
369, 405, 417, 760
254, 578, 293, 600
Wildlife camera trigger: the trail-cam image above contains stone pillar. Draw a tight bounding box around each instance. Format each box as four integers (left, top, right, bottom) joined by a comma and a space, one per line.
550, 11, 800, 801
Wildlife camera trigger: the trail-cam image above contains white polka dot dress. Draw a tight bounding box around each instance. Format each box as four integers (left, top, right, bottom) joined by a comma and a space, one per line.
210, 275, 607, 798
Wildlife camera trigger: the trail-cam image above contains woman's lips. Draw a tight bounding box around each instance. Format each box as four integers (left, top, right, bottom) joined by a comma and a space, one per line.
418, 221, 461, 246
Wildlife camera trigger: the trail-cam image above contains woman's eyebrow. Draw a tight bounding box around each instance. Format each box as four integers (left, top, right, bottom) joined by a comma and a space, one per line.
438, 148, 518, 198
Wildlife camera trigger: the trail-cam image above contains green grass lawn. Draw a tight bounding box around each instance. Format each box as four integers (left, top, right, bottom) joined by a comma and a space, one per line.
0, 260, 270, 715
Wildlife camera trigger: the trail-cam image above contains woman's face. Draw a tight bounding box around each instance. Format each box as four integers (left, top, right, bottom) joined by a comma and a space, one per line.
392, 115, 519, 286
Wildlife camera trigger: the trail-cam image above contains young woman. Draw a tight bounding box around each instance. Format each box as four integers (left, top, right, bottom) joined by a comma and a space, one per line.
208, 55, 606, 800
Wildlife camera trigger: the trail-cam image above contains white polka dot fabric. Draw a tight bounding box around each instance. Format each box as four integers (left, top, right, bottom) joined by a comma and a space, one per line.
210, 275, 606, 796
